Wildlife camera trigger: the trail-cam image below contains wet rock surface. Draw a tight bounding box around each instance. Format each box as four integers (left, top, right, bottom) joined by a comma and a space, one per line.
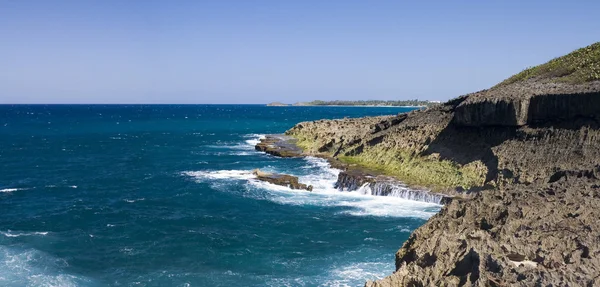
335, 170, 452, 204
334, 170, 376, 191
252, 169, 313, 191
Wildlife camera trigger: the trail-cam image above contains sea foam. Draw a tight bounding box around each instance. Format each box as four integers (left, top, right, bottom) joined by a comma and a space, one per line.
184, 156, 440, 219
0, 188, 29, 193
0, 246, 93, 287
0, 231, 49, 238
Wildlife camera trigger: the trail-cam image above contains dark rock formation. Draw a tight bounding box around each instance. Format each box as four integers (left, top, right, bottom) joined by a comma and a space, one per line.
453, 80, 600, 127
255, 135, 304, 158
335, 170, 453, 204
334, 170, 376, 191
253, 169, 313, 191
366, 167, 600, 287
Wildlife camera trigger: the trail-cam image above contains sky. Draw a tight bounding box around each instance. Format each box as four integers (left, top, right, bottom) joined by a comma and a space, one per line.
0, 1, 599, 104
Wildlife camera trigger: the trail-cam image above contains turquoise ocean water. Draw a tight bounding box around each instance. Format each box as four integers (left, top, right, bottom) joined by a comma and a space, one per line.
0, 105, 440, 287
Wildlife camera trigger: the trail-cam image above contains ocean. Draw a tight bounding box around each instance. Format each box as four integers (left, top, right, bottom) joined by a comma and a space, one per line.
0, 105, 441, 287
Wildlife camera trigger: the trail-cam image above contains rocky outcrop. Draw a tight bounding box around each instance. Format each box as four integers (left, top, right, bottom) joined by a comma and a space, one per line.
453, 80, 600, 127
335, 170, 453, 204
255, 135, 304, 157
334, 170, 376, 191
365, 168, 600, 287
278, 43, 600, 286
252, 169, 313, 191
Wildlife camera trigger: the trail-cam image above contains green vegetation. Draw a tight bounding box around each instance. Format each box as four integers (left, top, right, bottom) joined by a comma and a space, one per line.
338, 149, 486, 190
498, 42, 600, 86
298, 100, 438, 107
290, 128, 487, 190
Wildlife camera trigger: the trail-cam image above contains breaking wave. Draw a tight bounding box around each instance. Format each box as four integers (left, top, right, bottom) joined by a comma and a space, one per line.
0, 245, 94, 287
183, 157, 441, 219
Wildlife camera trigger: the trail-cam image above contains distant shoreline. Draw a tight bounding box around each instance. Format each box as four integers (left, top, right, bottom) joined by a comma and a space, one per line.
291, 105, 426, 108
267, 101, 437, 108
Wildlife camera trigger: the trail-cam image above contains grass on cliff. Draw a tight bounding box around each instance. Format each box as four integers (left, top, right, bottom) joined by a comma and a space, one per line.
338, 149, 486, 190
497, 42, 600, 86
290, 131, 487, 190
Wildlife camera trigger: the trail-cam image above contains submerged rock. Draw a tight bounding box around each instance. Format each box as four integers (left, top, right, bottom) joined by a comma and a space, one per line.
252, 169, 313, 191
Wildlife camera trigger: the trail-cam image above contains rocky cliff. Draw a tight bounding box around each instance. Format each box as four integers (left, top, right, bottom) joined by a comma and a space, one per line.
284, 43, 600, 286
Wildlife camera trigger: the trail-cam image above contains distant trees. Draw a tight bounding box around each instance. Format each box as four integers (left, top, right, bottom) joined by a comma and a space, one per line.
304, 99, 437, 107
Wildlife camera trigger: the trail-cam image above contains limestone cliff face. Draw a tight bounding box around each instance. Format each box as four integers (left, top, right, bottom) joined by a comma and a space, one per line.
283, 43, 600, 286
286, 85, 600, 190
453, 80, 600, 127
365, 169, 600, 287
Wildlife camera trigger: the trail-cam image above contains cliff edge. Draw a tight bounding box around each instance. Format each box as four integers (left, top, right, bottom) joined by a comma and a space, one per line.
285, 43, 600, 286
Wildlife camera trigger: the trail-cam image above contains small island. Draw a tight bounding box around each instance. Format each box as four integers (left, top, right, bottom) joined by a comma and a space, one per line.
266, 102, 289, 107
267, 100, 439, 107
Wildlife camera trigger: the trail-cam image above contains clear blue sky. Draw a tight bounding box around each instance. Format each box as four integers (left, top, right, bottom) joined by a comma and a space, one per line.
1, 1, 598, 104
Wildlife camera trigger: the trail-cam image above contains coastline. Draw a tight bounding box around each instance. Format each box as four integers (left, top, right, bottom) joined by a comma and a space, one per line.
260, 43, 600, 287
254, 135, 458, 202
267, 104, 427, 108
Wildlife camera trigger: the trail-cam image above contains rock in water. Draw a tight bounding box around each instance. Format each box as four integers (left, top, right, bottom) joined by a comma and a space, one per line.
252, 169, 313, 191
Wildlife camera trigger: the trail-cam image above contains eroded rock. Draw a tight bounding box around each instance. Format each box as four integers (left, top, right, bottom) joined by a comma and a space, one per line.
255, 135, 304, 158
252, 169, 313, 191
366, 172, 600, 287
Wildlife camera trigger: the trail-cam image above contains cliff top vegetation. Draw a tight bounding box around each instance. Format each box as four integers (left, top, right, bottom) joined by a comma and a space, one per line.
497, 42, 600, 87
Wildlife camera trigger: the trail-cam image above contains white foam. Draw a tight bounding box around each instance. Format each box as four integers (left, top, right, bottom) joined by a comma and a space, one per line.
0, 188, 28, 193
245, 138, 262, 146
235, 134, 265, 150
205, 134, 266, 152
271, 157, 440, 218
0, 246, 92, 286
297, 157, 342, 192
337, 197, 438, 219
261, 185, 439, 219
324, 262, 390, 287
385, 225, 411, 232
0, 231, 49, 238
124, 198, 145, 203
230, 151, 254, 156
184, 156, 440, 219
183, 170, 256, 182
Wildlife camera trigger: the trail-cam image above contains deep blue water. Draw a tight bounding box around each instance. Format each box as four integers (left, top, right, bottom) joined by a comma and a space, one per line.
0, 105, 440, 287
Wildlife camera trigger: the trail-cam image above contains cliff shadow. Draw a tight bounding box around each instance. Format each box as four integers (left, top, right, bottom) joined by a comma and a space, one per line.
422, 124, 517, 185
527, 92, 600, 129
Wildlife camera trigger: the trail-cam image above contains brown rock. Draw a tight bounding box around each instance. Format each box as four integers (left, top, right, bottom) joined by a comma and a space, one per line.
252, 169, 313, 191
255, 135, 304, 158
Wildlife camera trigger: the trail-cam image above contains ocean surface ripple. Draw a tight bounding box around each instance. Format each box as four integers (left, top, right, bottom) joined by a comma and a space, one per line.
0, 105, 438, 287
